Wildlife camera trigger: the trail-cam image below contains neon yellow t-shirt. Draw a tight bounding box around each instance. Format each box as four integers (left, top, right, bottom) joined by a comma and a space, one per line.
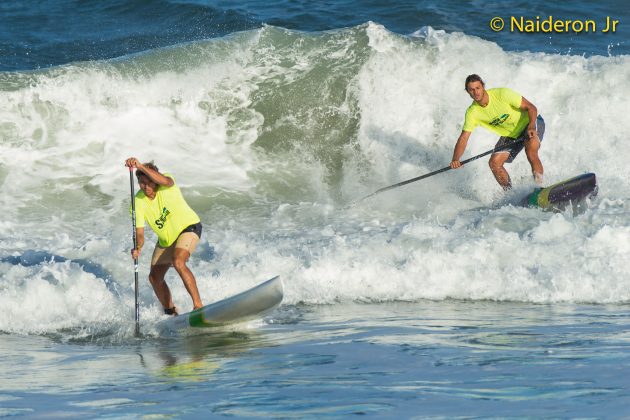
462, 88, 529, 138
133, 173, 200, 247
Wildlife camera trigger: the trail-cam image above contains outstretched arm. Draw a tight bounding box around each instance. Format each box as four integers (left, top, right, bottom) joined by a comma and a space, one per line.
125, 157, 174, 187
450, 130, 472, 169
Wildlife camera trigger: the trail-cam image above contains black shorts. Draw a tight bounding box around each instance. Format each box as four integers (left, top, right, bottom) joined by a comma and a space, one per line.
180, 222, 202, 239
494, 115, 545, 163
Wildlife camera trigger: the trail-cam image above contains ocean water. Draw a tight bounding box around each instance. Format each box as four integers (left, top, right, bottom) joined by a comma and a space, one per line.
1, 0, 630, 417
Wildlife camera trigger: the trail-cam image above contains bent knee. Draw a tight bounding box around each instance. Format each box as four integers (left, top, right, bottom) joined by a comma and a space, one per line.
488, 155, 506, 170
148, 272, 165, 286
172, 257, 189, 271
525, 138, 541, 152
148, 265, 168, 282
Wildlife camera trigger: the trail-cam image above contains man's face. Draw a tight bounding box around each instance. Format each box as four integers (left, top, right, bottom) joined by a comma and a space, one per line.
466, 81, 485, 102
137, 174, 158, 197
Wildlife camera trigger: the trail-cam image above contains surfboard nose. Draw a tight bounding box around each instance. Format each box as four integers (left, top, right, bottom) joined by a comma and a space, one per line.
525, 173, 597, 213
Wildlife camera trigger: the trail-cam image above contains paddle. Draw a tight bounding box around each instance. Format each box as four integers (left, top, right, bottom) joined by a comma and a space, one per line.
129, 167, 140, 336
352, 138, 524, 204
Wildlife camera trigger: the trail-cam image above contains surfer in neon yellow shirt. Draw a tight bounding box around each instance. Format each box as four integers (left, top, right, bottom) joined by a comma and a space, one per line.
125, 157, 203, 315
450, 74, 545, 190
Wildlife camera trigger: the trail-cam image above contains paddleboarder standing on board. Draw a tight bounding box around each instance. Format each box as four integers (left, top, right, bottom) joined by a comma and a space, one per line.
125, 157, 204, 315
450, 74, 545, 190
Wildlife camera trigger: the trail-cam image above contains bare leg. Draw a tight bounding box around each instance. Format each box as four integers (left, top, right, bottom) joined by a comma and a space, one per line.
489, 152, 512, 190
172, 248, 203, 310
525, 135, 544, 186
148, 264, 175, 310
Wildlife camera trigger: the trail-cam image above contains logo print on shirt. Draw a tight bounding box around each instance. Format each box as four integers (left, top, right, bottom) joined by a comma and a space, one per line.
155, 207, 170, 229
489, 113, 510, 127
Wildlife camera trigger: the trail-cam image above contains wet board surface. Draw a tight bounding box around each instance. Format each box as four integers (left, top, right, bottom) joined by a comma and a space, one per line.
160, 276, 283, 330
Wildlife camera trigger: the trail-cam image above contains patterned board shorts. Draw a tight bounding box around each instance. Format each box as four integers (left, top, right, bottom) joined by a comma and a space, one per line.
494, 115, 545, 163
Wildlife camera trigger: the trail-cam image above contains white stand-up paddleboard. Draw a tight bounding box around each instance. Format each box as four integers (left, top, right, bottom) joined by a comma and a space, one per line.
161, 276, 283, 330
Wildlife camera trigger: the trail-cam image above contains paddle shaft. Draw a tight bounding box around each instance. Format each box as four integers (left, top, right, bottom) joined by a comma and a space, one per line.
357, 138, 524, 202
129, 168, 140, 336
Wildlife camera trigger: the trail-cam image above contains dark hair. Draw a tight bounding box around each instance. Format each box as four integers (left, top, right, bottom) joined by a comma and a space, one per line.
465, 74, 485, 90
136, 161, 159, 178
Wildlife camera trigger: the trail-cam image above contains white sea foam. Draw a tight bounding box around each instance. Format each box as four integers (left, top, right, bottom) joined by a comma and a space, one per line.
1, 23, 629, 336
